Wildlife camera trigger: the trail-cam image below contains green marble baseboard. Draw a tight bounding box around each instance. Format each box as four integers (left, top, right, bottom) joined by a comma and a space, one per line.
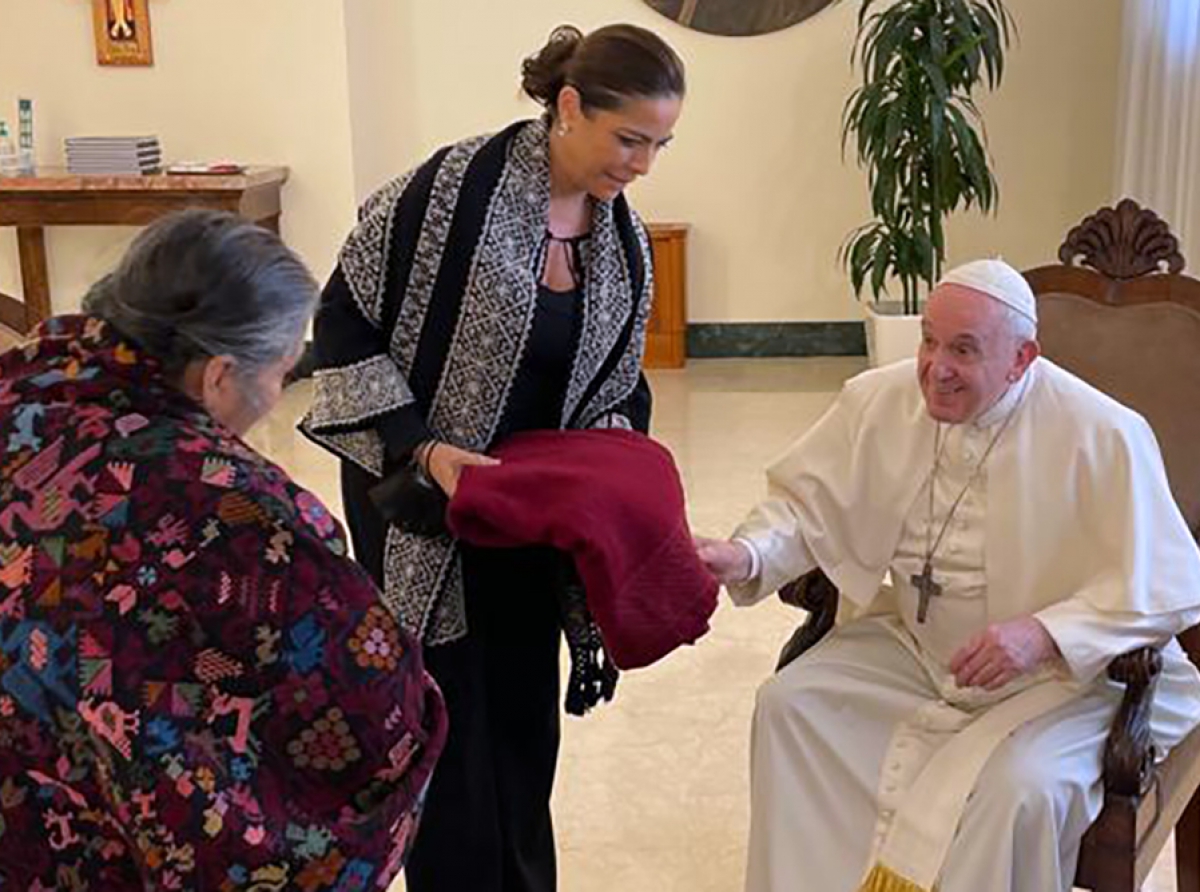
288, 322, 868, 386
686, 322, 866, 358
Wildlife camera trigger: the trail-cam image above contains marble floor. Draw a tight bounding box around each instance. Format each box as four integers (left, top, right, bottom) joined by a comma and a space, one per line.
0, 317, 1178, 891
248, 358, 863, 892
241, 357, 1183, 892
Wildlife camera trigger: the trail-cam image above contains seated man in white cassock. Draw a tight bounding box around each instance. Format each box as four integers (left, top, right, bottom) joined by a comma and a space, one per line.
696, 259, 1200, 892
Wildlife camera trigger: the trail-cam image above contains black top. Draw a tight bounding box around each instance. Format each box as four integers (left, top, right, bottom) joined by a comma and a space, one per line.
488, 229, 588, 439
497, 283, 583, 439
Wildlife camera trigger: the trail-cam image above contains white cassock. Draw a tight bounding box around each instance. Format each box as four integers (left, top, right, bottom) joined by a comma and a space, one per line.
730, 357, 1200, 892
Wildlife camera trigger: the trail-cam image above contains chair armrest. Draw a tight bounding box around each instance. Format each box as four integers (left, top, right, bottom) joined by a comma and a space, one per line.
775, 569, 840, 672
1102, 646, 1163, 797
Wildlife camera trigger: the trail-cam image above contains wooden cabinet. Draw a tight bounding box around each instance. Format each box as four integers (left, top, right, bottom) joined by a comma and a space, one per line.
644, 223, 689, 369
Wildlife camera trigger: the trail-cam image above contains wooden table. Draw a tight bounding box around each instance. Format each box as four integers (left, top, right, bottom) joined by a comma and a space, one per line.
0, 166, 289, 333
645, 223, 689, 369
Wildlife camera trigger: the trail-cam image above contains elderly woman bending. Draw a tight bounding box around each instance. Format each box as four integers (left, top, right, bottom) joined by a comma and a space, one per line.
0, 210, 446, 891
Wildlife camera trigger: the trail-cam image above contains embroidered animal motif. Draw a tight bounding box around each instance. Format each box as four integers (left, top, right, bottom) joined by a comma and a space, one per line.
0, 442, 102, 537
7, 403, 46, 452
78, 700, 140, 761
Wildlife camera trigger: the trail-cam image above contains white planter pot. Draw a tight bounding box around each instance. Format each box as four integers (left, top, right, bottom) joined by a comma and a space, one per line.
864, 302, 923, 368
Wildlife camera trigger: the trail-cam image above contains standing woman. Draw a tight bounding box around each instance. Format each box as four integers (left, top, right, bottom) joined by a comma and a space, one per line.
301, 23, 685, 892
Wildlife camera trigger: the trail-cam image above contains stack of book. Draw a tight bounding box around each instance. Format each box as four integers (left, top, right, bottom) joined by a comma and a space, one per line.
65, 136, 161, 175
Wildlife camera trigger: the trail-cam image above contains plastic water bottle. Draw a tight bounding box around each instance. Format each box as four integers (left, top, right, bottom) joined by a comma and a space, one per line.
17, 99, 34, 175
0, 122, 18, 176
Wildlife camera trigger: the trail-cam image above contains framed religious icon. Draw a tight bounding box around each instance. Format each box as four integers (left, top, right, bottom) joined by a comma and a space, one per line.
643, 0, 839, 36
92, 0, 154, 66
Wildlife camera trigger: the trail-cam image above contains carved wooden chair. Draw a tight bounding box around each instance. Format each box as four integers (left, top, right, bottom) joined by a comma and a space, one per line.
775, 198, 1200, 892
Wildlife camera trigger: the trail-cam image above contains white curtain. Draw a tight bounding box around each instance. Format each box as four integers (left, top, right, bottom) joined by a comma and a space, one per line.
1115, 0, 1200, 267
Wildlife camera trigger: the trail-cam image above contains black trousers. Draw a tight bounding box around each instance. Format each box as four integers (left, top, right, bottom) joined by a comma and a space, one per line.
342, 462, 562, 892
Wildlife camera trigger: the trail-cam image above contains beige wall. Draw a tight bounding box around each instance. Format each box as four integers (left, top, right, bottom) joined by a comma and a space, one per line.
0, 0, 358, 313
0, 0, 1122, 325
945, 0, 1124, 287
344, 0, 419, 203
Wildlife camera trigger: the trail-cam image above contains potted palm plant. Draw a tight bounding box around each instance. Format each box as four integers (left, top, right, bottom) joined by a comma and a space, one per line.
840, 0, 1014, 366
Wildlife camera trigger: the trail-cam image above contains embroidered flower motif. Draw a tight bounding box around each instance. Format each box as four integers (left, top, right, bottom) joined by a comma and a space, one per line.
287, 822, 335, 860
231, 756, 253, 783
296, 492, 336, 538
138, 608, 180, 646
332, 857, 373, 892
276, 671, 330, 721
143, 716, 181, 757
346, 606, 403, 671
296, 851, 347, 892
286, 708, 361, 771
204, 807, 225, 838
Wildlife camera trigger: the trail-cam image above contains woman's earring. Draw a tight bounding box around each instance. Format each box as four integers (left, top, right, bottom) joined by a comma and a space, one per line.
557, 123, 569, 137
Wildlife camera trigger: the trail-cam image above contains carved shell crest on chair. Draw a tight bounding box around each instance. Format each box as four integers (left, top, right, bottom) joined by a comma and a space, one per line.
1058, 198, 1186, 279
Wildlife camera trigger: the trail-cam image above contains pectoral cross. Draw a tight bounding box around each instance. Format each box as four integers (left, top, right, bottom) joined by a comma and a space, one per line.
911, 560, 942, 624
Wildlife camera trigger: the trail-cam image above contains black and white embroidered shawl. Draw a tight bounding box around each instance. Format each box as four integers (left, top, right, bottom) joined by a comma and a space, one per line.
300, 118, 654, 645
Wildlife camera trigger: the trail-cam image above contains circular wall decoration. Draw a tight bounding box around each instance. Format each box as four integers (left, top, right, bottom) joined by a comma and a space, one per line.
643, 0, 839, 37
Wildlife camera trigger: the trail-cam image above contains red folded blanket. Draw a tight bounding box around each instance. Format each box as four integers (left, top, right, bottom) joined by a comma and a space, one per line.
447, 429, 718, 669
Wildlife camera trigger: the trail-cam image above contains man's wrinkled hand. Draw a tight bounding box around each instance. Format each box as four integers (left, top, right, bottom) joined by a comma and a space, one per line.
694, 536, 752, 585
949, 616, 1061, 690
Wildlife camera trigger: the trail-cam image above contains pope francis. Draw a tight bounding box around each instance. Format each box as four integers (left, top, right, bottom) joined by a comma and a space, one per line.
697, 259, 1200, 892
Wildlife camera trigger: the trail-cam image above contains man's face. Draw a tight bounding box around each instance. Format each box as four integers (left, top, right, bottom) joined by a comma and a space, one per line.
917, 285, 1036, 423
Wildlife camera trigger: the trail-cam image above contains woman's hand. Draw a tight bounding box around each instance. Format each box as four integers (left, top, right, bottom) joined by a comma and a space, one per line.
420, 442, 500, 498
